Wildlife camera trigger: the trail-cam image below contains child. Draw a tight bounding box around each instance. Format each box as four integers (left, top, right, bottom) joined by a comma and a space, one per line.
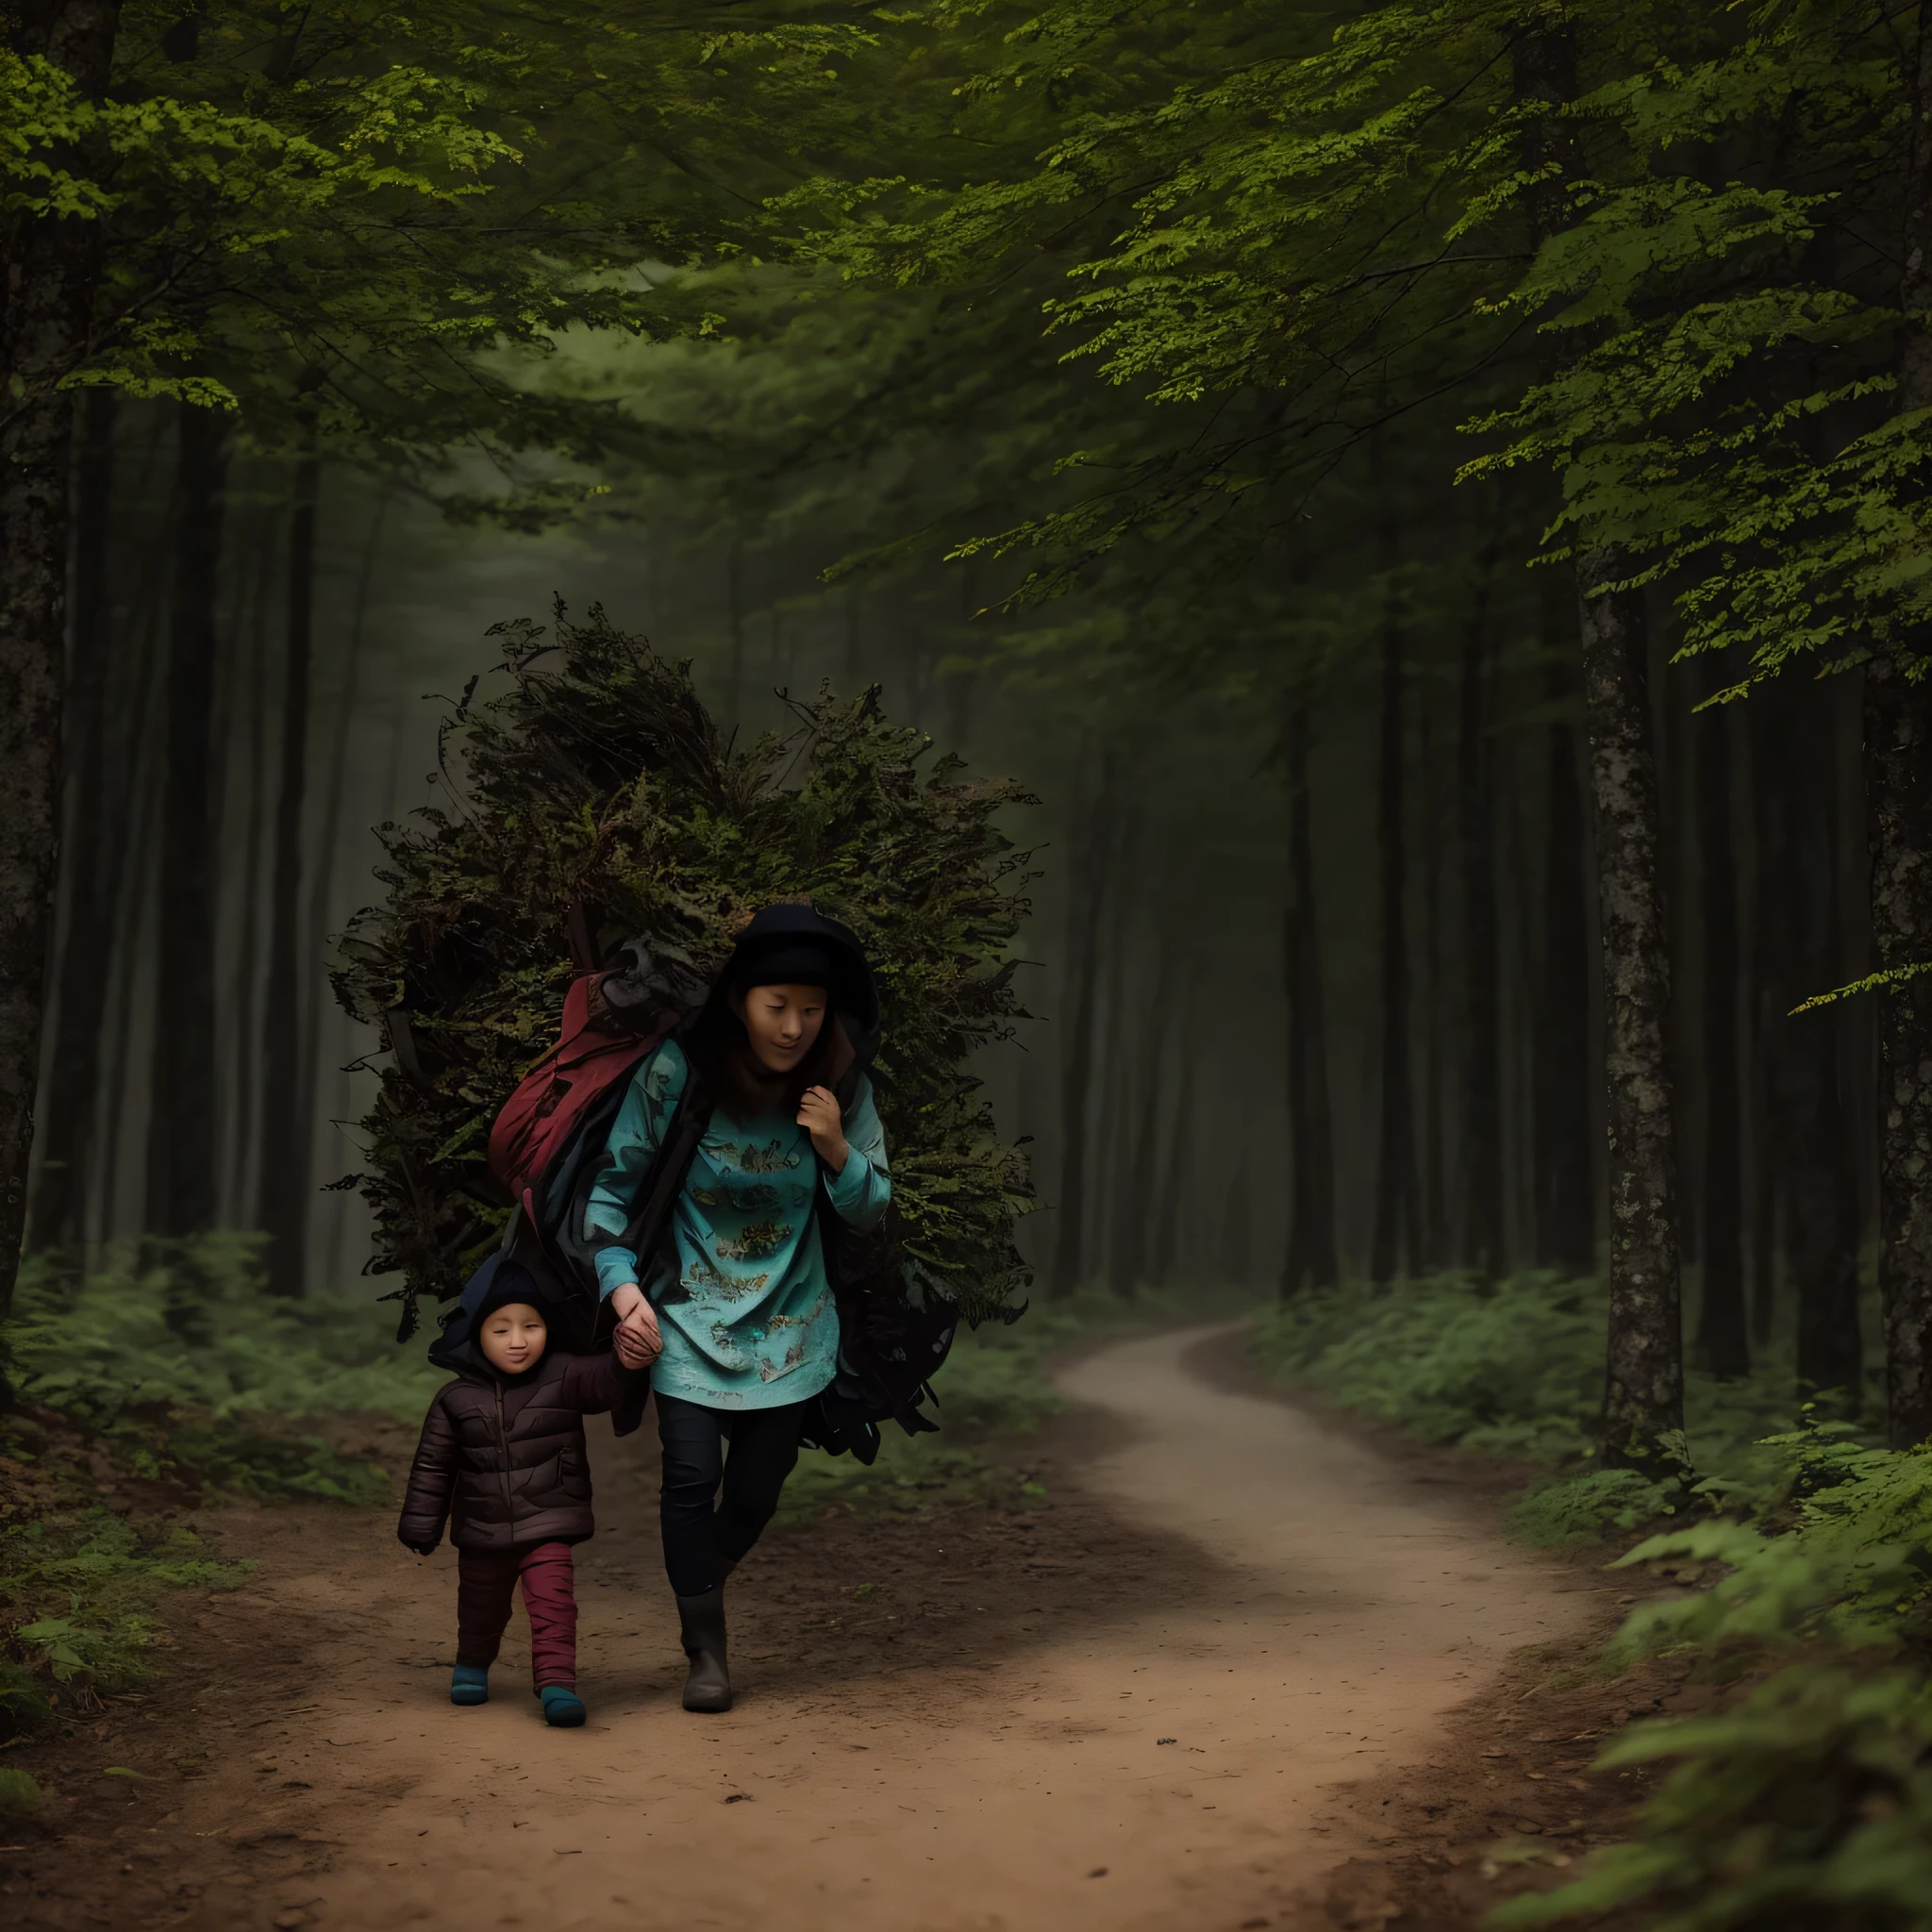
397, 1257, 656, 1726
585, 903, 891, 1714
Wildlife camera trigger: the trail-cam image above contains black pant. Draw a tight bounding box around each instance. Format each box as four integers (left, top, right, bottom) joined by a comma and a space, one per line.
656, 1392, 808, 1597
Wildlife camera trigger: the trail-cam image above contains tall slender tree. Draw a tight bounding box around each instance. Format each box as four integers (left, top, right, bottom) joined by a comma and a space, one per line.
1693, 692, 1748, 1378
1457, 556, 1505, 1275
0, 0, 122, 1317
1282, 691, 1338, 1295
1534, 640, 1594, 1274
1371, 571, 1421, 1282
1050, 749, 1117, 1294
144, 404, 228, 1237
28, 386, 117, 1254
1870, 13, 1932, 1444
258, 420, 319, 1293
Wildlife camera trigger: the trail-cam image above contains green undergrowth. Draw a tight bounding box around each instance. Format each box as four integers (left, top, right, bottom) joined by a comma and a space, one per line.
1, 1233, 444, 1744
1252, 1272, 1858, 1544
8, 1234, 447, 1504
0, 1507, 248, 1739
1493, 1428, 1932, 1930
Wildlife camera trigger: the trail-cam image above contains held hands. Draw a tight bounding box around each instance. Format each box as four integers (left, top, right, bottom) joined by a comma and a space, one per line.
797, 1085, 848, 1173
609, 1282, 663, 1369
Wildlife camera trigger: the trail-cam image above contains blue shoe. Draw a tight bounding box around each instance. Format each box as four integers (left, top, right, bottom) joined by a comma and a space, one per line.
451, 1664, 489, 1707
540, 1685, 586, 1727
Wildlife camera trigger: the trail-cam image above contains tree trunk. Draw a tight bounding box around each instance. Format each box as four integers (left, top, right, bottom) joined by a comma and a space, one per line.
1746, 696, 1787, 1346
1513, 20, 1686, 1467
1370, 576, 1421, 1282
1418, 688, 1447, 1270
1152, 980, 1195, 1287
1219, 1162, 1253, 1286
1282, 691, 1339, 1294
226, 484, 282, 1211
1579, 556, 1686, 1475
1789, 751, 1862, 1406
258, 437, 318, 1295
27, 388, 116, 1253
1457, 567, 1505, 1275
144, 404, 230, 1237
1535, 648, 1595, 1274
0, 0, 123, 1318
1870, 2, 1932, 1448
1051, 752, 1117, 1295
1865, 657, 1932, 1444
1693, 693, 1749, 1378
1114, 938, 1178, 1295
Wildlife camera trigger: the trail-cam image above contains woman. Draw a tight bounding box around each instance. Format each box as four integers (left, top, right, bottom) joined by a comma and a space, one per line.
583, 904, 890, 1712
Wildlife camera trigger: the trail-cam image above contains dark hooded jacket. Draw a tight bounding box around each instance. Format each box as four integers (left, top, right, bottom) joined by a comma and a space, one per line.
397, 1258, 648, 1554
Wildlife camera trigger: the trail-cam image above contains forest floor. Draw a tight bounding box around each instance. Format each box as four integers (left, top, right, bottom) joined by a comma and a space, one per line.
1, 1323, 1696, 1932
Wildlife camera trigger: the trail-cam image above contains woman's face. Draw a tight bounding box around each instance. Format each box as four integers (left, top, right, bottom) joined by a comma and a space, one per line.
733, 982, 829, 1074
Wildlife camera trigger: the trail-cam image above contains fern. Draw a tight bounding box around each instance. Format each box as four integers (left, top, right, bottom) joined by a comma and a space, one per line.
1492, 1665, 1932, 1932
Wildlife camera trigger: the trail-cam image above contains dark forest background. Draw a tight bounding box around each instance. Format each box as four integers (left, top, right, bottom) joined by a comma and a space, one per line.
7, 0, 1930, 1484
20, 360, 1876, 1399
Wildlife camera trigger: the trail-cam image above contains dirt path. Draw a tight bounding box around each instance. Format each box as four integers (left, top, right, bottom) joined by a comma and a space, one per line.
11, 1325, 1603, 1932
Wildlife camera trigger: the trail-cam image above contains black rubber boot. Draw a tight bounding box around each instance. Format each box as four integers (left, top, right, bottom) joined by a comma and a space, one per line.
676, 1587, 732, 1712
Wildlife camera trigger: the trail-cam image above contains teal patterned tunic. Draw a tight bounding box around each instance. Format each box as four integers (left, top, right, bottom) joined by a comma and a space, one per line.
583, 1039, 891, 1410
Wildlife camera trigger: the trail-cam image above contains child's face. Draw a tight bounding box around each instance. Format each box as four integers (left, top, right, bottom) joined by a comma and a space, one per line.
478, 1302, 547, 1374
733, 982, 828, 1074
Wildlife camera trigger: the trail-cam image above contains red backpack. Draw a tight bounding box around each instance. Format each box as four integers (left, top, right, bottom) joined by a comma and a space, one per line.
488, 942, 691, 1333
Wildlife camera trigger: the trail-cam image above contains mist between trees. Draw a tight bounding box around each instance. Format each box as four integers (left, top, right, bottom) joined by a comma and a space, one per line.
5, 0, 1932, 1482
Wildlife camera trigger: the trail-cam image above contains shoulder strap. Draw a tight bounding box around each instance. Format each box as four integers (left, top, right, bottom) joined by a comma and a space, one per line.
616, 1071, 713, 1269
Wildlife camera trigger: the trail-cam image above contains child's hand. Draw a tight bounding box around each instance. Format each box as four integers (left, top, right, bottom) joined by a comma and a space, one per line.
609, 1282, 662, 1367
797, 1086, 848, 1172
614, 1319, 659, 1370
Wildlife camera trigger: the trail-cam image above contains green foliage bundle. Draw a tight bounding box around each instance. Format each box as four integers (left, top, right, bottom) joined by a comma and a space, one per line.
331, 604, 1037, 1335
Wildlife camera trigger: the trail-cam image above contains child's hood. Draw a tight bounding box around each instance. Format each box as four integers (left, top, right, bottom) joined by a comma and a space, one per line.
427, 1254, 556, 1377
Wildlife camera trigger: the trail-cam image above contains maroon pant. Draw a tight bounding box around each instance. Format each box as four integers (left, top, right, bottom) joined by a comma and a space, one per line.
456, 1542, 576, 1690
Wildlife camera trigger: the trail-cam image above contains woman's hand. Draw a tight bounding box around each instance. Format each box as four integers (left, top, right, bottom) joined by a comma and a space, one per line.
609, 1282, 662, 1367
797, 1085, 849, 1172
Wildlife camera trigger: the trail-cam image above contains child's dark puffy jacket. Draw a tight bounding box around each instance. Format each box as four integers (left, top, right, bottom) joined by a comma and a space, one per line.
398, 1351, 645, 1553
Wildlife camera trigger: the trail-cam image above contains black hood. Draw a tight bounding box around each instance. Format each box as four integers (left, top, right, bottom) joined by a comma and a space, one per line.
428, 1254, 558, 1375
693, 903, 881, 1077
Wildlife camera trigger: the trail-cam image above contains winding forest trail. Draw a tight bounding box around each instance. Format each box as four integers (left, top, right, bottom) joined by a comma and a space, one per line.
42, 1327, 1603, 1932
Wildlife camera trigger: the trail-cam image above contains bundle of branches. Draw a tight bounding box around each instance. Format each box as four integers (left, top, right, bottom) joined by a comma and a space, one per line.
332, 603, 1037, 1340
